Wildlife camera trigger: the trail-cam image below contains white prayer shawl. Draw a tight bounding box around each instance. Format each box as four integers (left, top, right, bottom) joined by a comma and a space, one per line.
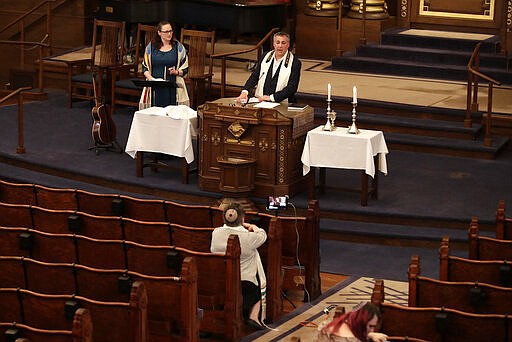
139, 41, 190, 109
255, 50, 294, 103
255, 251, 267, 322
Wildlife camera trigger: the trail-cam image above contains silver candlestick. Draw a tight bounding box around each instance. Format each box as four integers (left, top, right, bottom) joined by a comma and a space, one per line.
323, 99, 336, 131
348, 101, 359, 134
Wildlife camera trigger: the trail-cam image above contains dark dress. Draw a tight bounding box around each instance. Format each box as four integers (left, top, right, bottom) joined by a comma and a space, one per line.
149, 47, 178, 107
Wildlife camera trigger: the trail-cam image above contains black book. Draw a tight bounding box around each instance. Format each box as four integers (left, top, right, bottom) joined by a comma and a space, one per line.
287, 103, 308, 111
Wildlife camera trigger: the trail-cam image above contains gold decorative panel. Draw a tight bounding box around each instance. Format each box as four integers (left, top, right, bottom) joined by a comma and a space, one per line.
419, 0, 495, 20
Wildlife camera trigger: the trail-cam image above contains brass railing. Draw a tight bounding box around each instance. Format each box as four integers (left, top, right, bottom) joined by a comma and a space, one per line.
211, 27, 280, 98
466, 42, 501, 147
0, 87, 32, 154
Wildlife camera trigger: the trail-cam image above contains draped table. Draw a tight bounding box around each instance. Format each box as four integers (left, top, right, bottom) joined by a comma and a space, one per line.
301, 126, 389, 206
125, 105, 198, 183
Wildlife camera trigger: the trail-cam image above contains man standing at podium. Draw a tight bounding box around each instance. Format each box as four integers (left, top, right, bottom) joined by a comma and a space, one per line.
236, 31, 301, 104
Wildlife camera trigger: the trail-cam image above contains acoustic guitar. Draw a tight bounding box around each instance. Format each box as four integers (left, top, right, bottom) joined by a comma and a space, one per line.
91, 72, 116, 146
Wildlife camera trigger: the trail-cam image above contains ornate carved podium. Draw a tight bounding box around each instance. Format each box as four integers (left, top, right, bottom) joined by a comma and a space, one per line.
198, 98, 315, 199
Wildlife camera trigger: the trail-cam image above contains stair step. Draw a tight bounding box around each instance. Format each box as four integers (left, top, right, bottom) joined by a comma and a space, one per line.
353, 44, 509, 69
314, 109, 482, 140
380, 28, 501, 53
385, 132, 509, 159
332, 56, 512, 84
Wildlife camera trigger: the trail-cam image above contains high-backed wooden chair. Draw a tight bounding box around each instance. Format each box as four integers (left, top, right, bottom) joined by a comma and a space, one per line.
180, 29, 215, 109
110, 23, 157, 113
65, 19, 126, 108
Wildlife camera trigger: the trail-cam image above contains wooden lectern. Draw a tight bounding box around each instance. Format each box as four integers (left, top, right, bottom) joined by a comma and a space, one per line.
198, 98, 315, 198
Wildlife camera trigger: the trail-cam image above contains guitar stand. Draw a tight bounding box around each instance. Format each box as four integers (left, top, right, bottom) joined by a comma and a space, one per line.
88, 139, 124, 156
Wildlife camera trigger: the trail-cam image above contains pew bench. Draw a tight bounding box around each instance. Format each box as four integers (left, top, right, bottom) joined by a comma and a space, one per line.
0, 309, 93, 342
408, 255, 512, 314
496, 199, 512, 239
469, 217, 512, 260
440, 236, 512, 287
0, 282, 148, 342
372, 279, 512, 342
0, 255, 201, 342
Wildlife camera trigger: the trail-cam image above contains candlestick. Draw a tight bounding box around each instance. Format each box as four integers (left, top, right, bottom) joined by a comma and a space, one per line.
327, 83, 331, 101
353, 85, 357, 104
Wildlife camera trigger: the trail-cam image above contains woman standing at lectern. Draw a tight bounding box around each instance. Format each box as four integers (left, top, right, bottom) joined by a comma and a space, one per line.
140, 20, 189, 108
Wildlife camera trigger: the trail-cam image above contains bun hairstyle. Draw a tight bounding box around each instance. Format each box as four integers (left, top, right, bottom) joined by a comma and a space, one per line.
222, 201, 244, 227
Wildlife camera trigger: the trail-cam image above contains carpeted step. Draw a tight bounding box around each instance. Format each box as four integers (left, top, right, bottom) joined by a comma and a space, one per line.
353, 44, 509, 70
385, 132, 509, 159
320, 218, 493, 245
380, 28, 501, 53
331, 56, 512, 84
314, 108, 482, 140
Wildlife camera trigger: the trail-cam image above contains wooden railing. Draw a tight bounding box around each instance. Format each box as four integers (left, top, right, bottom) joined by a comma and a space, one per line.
211, 27, 280, 98
466, 42, 501, 147
0, 0, 56, 92
0, 39, 49, 92
0, 87, 32, 154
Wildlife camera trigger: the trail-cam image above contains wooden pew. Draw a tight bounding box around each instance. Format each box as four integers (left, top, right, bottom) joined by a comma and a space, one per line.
124, 236, 243, 341
0, 202, 32, 228
75, 190, 120, 216
247, 200, 321, 302
111, 194, 167, 221
33, 184, 77, 210
165, 201, 214, 226
496, 199, 512, 240
0, 282, 148, 342
372, 279, 512, 342
469, 217, 512, 260
0, 179, 36, 205
0, 256, 200, 342
0, 227, 77, 263
0, 308, 93, 342
408, 255, 512, 314
439, 237, 512, 287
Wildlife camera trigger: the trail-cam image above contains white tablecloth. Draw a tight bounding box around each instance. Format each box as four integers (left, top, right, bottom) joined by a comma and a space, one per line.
301, 126, 389, 177
125, 105, 198, 163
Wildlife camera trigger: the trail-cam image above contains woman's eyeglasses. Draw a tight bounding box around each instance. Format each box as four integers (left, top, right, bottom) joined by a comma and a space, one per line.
159, 29, 173, 34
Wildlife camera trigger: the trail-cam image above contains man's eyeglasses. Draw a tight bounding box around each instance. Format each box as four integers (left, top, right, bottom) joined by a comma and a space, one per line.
159, 29, 173, 34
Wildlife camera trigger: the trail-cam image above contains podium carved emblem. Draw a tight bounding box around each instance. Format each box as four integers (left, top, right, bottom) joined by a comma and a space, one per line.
228, 121, 247, 139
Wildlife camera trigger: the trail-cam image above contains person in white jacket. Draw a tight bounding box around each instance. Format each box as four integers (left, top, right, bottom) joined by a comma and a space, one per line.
210, 201, 267, 330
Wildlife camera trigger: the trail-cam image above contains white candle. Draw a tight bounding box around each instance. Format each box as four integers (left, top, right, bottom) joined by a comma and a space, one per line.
353, 85, 357, 104
327, 83, 331, 101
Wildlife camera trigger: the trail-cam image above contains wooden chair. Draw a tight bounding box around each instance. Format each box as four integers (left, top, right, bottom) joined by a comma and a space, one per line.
33, 184, 77, 210
180, 29, 215, 109
64, 19, 126, 108
110, 23, 157, 113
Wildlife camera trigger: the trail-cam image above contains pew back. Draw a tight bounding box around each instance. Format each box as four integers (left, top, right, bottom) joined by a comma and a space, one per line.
409, 255, 512, 314
439, 237, 512, 287
373, 279, 512, 342
0, 308, 93, 342
469, 217, 512, 260
0, 283, 147, 342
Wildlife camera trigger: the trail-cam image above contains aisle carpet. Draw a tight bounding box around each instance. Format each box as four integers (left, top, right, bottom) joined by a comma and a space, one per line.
243, 277, 408, 341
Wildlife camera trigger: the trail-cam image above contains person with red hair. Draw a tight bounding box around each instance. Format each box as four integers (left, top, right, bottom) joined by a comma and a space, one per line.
316, 302, 388, 342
